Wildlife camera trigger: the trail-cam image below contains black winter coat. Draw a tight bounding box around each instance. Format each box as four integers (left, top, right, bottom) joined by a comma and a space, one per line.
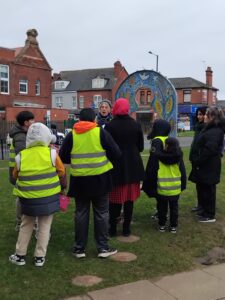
142, 119, 172, 197
105, 115, 144, 185
189, 122, 224, 185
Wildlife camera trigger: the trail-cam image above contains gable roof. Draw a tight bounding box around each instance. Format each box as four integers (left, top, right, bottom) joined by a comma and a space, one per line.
169, 77, 218, 90
53, 68, 115, 92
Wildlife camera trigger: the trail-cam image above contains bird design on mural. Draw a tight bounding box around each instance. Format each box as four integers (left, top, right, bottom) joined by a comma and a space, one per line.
139, 73, 149, 80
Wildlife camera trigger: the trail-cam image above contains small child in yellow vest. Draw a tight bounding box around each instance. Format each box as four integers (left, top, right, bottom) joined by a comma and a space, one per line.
144, 137, 186, 233
9, 122, 66, 267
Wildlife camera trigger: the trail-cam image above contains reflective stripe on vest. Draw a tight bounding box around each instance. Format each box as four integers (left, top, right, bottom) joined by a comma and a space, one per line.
13, 146, 60, 199
9, 144, 16, 167
70, 127, 113, 176
157, 161, 181, 196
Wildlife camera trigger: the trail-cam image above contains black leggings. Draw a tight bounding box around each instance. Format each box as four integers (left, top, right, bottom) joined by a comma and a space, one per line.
109, 201, 133, 235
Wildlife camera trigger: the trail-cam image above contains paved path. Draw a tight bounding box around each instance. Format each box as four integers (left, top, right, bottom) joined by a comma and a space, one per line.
78, 263, 225, 300
144, 136, 193, 150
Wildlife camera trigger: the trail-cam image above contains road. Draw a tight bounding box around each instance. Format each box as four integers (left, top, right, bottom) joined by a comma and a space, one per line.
144, 135, 193, 150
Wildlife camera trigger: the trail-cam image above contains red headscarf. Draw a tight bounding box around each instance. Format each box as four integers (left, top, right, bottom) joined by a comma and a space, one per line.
112, 98, 130, 116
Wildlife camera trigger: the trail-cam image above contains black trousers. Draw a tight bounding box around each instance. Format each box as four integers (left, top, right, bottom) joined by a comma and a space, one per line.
109, 201, 133, 235
196, 183, 203, 209
157, 194, 179, 227
197, 183, 216, 218
74, 194, 109, 250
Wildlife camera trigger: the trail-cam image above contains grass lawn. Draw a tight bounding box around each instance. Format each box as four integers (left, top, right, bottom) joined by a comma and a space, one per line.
177, 130, 194, 137
1, 149, 225, 300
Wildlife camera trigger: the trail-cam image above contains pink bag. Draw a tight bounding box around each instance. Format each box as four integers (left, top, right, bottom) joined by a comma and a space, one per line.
60, 195, 71, 212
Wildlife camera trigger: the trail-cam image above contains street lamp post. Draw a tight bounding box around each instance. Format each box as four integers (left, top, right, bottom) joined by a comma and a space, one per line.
148, 51, 159, 72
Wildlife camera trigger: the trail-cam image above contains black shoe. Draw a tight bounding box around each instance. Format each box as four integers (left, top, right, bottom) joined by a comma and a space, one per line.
170, 227, 177, 234
158, 226, 166, 232
198, 216, 216, 223
151, 212, 159, 220
98, 248, 117, 258
191, 206, 202, 212
72, 248, 86, 258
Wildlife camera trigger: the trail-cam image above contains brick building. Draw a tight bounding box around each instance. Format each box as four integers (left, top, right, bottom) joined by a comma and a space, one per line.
52, 61, 128, 115
0, 29, 68, 122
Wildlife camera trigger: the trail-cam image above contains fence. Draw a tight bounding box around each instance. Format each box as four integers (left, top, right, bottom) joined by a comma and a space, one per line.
0, 120, 68, 161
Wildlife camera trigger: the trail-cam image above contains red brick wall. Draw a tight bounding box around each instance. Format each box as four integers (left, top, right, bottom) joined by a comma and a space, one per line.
10, 63, 52, 107
0, 48, 15, 61
77, 90, 112, 108
176, 88, 215, 105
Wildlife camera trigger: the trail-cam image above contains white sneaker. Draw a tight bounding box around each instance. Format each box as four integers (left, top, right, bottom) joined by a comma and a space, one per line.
34, 256, 45, 267
98, 248, 117, 258
9, 254, 26, 266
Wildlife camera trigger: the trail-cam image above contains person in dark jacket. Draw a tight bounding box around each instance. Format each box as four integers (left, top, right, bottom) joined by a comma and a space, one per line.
144, 137, 186, 233
9, 110, 35, 231
189, 106, 225, 222
189, 106, 207, 213
142, 119, 171, 219
9, 123, 65, 267
59, 108, 121, 258
105, 98, 145, 237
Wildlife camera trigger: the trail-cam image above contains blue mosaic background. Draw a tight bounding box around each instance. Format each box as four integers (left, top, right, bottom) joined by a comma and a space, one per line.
115, 70, 177, 136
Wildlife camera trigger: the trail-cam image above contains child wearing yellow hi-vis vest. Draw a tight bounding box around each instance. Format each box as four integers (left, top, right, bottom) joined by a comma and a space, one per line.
9, 122, 65, 267
143, 137, 186, 233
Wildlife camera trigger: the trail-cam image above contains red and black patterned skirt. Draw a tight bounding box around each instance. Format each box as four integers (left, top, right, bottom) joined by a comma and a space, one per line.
109, 183, 140, 204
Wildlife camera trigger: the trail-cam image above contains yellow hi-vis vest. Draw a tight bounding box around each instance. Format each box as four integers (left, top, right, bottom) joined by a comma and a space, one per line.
9, 144, 16, 167
157, 161, 181, 196
70, 127, 113, 176
13, 146, 61, 199
152, 135, 181, 196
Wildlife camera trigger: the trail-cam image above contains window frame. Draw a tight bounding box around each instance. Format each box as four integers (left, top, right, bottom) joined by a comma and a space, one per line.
55, 96, 63, 108
35, 80, 41, 96
72, 95, 78, 109
0, 64, 9, 94
79, 96, 84, 108
93, 95, 102, 108
19, 79, 28, 94
183, 89, 191, 103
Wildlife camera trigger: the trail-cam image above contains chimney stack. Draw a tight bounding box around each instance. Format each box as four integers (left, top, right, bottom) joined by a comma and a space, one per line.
206, 66, 213, 87
114, 61, 123, 79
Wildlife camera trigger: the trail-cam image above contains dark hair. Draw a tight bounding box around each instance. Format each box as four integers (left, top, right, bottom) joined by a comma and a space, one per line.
79, 108, 96, 122
16, 111, 34, 126
206, 106, 224, 125
165, 137, 182, 155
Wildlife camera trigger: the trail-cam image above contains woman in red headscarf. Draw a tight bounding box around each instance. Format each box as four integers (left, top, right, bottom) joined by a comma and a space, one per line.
105, 98, 145, 236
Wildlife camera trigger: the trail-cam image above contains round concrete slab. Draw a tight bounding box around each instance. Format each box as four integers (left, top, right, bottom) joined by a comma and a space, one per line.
117, 234, 140, 243
72, 275, 103, 287
110, 251, 137, 262
63, 296, 90, 300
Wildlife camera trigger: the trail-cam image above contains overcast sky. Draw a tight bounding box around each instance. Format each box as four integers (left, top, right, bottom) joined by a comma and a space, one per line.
1, 0, 225, 99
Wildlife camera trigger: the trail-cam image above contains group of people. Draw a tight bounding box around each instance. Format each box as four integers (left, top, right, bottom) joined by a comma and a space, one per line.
7, 99, 225, 267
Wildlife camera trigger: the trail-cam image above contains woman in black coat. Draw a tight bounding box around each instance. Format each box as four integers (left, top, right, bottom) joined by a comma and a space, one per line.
189, 106, 225, 222
105, 98, 144, 236
189, 106, 207, 212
